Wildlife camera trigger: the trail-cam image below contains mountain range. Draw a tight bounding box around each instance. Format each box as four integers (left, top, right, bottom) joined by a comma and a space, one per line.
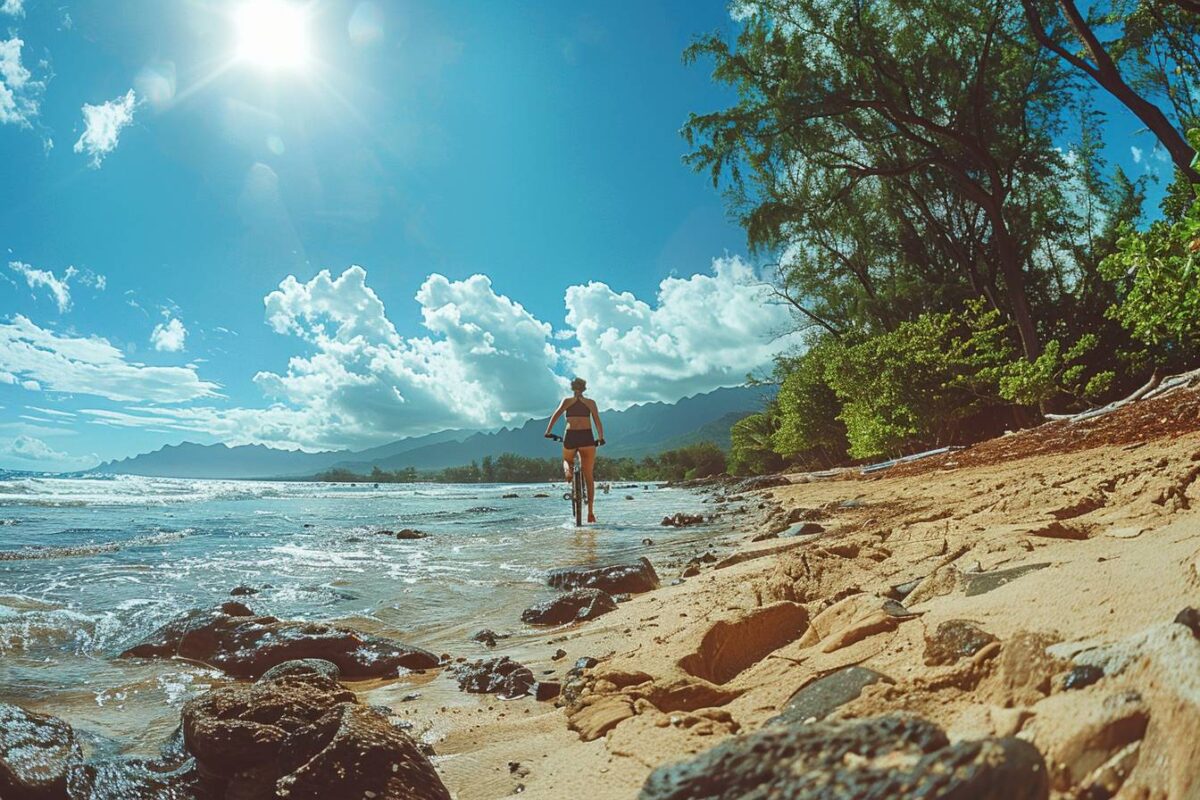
93, 385, 774, 479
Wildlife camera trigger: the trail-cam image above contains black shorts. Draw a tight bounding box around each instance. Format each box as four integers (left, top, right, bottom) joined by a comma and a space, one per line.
563, 429, 597, 449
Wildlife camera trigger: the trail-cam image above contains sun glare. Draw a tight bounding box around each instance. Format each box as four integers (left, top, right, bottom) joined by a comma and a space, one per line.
234, 0, 312, 71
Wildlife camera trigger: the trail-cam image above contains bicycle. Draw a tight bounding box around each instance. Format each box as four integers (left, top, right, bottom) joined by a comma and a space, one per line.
546, 434, 589, 527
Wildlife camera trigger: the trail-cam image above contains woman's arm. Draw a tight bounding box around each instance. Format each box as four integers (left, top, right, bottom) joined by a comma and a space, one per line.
589, 400, 604, 441
545, 399, 567, 436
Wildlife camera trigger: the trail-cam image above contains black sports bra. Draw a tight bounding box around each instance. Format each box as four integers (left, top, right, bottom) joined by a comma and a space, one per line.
566, 397, 590, 417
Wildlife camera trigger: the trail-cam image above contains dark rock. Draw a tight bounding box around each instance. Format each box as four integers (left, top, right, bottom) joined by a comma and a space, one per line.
924, 620, 998, 666
750, 531, 778, 542
641, 538, 654, 546
520, 589, 618, 626
546, 557, 660, 595
639, 714, 1049, 800
0, 703, 83, 800
230, 585, 259, 596
219, 601, 253, 616
65, 756, 206, 800
738, 474, 790, 491
660, 513, 705, 528
533, 493, 550, 498
276, 703, 451, 800
1062, 664, 1105, 691
574, 657, 599, 671
472, 629, 501, 648
394, 528, 427, 540
964, 562, 1052, 596
502, 493, 520, 499
681, 565, 700, 578
627, 495, 636, 500
535, 682, 561, 702
886, 578, 923, 601
1174, 606, 1200, 638
552, 649, 567, 661
122, 605, 440, 679
770, 667, 891, 725
182, 671, 356, 777
454, 657, 535, 699
791, 522, 825, 536
258, 658, 341, 684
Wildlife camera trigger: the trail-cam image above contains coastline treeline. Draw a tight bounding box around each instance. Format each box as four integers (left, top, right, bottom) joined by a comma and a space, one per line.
313, 442, 728, 484
681, 0, 1200, 474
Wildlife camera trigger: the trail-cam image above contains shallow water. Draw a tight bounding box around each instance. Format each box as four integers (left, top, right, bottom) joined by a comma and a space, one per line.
0, 475, 716, 754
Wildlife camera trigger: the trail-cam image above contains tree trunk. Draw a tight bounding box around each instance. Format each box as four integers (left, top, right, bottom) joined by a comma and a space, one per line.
991, 216, 1042, 362
1023, 0, 1200, 183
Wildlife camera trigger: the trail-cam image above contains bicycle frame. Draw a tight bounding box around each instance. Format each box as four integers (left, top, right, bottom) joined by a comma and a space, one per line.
548, 434, 588, 527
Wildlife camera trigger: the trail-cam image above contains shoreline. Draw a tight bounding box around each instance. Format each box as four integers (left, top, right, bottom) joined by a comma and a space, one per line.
4, 396, 1200, 798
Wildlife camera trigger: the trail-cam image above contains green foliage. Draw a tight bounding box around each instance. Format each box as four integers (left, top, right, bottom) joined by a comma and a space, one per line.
771, 343, 847, 466
314, 443, 730, 484
1101, 194, 1200, 365
729, 413, 784, 476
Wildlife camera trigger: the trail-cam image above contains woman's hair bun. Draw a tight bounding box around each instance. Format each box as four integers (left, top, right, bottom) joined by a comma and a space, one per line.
570, 377, 587, 391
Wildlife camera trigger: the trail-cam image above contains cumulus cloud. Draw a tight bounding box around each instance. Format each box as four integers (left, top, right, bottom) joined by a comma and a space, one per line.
0, 0, 23, 16
563, 256, 801, 408
9, 261, 72, 312
74, 89, 137, 167
251, 266, 566, 446
151, 317, 187, 352
0, 434, 97, 471
0, 36, 41, 127
33, 260, 796, 451
0, 315, 219, 402
1130, 145, 1144, 164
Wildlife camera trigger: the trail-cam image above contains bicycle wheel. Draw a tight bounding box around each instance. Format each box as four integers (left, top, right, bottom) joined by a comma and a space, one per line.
573, 465, 583, 527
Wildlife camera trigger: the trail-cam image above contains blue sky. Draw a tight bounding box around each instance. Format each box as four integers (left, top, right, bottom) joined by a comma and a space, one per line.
0, 0, 1182, 471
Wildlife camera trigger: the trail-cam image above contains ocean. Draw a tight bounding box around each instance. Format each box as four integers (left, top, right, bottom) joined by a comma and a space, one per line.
0, 474, 716, 756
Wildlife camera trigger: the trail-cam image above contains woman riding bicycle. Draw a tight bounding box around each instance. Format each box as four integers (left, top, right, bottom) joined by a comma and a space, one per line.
544, 377, 605, 523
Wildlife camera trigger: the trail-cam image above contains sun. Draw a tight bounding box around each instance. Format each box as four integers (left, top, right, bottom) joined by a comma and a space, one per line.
233, 0, 313, 71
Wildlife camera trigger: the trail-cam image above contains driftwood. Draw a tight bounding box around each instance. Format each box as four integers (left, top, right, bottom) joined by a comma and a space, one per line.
1043, 367, 1200, 424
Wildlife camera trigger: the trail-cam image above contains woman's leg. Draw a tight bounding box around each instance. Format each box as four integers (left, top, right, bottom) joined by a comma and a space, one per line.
561, 446, 575, 483
579, 446, 597, 521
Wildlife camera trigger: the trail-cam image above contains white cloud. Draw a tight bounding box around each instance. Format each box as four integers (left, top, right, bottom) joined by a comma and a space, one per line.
0, 435, 97, 471
9, 261, 72, 312
151, 317, 187, 352
250, 266, 566, 446
0, 36, 41, 127
563, 256, 801, 408
74, 89, 137, 168
1130, 145, 1143, 164
36, 260, 796, 452
0, 315, 220, 402
0, 0, 24, 16
7, 261, 107, 312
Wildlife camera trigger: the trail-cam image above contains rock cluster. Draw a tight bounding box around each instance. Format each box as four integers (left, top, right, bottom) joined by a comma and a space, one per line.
521, 589, 618, 626
639, 714, 1049, 800
121, 604, 440, 679
453, 657, 536, 699
0, 660, 451, 800
546, 557, 660, 595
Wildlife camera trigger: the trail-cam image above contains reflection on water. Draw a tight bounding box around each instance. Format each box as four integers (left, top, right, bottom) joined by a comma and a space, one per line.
0, 475, 714, 752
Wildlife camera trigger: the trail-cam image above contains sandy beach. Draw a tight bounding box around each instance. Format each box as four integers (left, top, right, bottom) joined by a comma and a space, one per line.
391, 387, 1200, 799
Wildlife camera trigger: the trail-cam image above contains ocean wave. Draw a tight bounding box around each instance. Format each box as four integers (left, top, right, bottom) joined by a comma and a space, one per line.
0, 529, 194, 561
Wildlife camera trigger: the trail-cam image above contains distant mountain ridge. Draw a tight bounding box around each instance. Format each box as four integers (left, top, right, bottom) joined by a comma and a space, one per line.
93, 385, 773, 479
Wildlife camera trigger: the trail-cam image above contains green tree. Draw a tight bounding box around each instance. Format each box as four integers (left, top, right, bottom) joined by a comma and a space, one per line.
684, 0, 1079, 361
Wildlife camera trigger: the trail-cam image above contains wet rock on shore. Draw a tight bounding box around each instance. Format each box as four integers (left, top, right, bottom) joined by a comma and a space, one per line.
121, 604, 440, 679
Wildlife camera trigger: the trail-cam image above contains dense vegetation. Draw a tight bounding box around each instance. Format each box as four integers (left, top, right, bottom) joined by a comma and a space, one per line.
681, 0, 1200, 473
313, 442, 728, 484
